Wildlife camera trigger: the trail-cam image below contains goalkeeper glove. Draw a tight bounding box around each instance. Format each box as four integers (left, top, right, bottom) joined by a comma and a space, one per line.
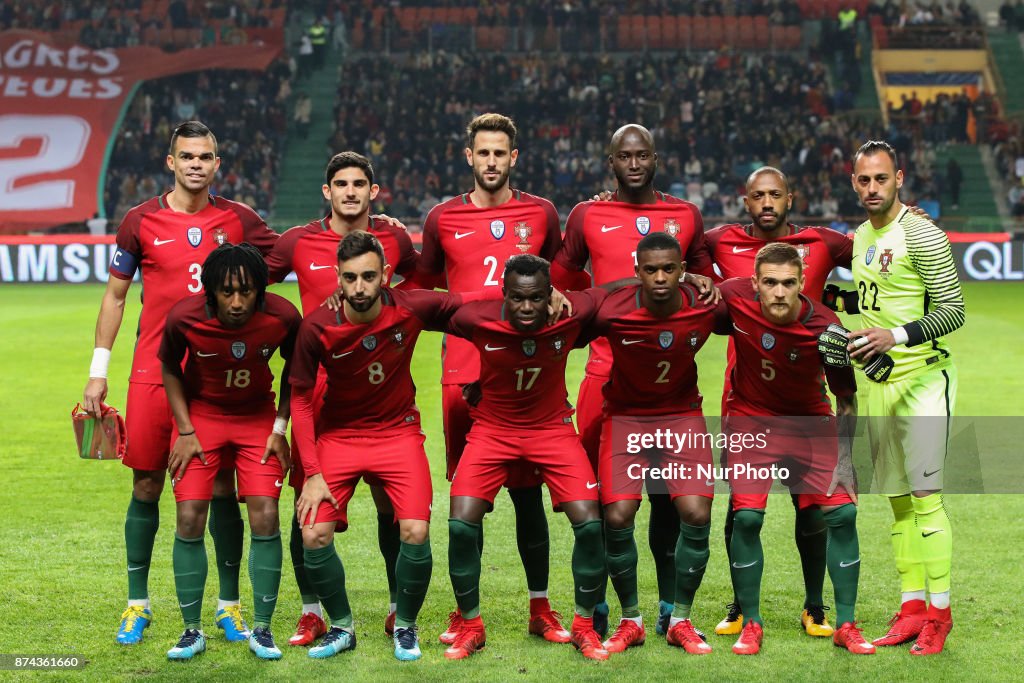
862, 353, 895, 382
817, 323, 851, 367
822, 284, 860, 314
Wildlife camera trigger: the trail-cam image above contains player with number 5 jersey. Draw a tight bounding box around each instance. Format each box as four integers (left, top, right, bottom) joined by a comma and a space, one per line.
82, 122, 278, 646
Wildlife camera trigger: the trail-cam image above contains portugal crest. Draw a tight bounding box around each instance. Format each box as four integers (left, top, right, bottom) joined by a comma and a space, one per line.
658, 330, 674, 349
795, 244, 810, 260
760, 333, 775, 351
878, 248, 893, 274
231, 341, 246, 359
522, 339, 537, 357
788, 348, 799, 362
187, 226, 203, 248
362, 335, 378, 351
513, 221, 533, 252
490, 219, 506, 240
212, 228, 228, 246
259, 344, 274, 359
636, 216, 651, 236
664, 219, 680, 237
551, 336, 565, 353
391, 327, 405, 346
688, 331, 700, 349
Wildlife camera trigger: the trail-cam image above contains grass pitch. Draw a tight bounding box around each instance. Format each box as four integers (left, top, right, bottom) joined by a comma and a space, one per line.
0, 282, 1020, 681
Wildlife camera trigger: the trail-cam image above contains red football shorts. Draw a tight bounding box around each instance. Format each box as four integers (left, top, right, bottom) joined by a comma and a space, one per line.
576, 373, 606, 473
172, 405, 284, 502
598, 411, 715, 505
123, 382, 174, 471
443, 383, 542, 489
451, 423, 598, 508
312, 427, 432, 531
724, 404, 853, 511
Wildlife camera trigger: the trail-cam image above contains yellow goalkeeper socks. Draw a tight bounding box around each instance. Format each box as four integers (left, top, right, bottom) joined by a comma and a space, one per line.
912, 492, 952, 595
889, 495, 926, 594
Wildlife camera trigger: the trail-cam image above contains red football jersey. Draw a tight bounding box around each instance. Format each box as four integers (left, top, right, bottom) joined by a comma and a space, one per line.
290, 288, 464, 433
109, 193, 279, 384
446, 289, 607, 429
588, 284, 716, 416
159, 292, 300, 414
718, 278, 856, 416
418, 189, 562, 384
704, 223, 853, 297
265, 216, 419, 315
555, 193, 712, 379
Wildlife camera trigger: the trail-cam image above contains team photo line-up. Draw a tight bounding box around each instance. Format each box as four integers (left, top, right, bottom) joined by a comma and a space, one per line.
81, 112, 963, 663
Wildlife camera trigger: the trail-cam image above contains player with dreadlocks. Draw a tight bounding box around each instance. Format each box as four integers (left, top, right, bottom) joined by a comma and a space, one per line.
158, 242, 302, 661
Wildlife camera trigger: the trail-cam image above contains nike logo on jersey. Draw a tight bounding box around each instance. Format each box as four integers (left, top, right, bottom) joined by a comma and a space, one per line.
838, 558, 861, 568
196, 351, 218, 358
454, 230, 476, 240
586, 481, 599, 489
600, 224, 623, 233
732, 246, 754, 253
732, 323, 751, 336
153, 237, 175, 246
332, 351, 354, 359
274, 480, 283, 488
309, 263, 332, 271
732, 560, 758, 569
484, 344, 507, 351
620, 339, 643, 345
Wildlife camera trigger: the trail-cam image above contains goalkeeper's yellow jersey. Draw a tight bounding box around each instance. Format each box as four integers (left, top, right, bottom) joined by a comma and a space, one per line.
851, 205, 965, 382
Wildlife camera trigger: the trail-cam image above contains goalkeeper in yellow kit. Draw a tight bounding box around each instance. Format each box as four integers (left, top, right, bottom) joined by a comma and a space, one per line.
846, 141, 965, 656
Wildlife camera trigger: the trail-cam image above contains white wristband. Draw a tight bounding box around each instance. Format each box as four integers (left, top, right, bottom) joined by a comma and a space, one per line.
890, 326, 909, 346
89, 348, 111, 379
272, 417, 289, 436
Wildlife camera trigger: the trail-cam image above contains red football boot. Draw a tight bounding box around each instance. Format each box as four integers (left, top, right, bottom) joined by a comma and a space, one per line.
602, 619, 646, 653
667, 619, 712, 654
384, 609, 396, 637
288, 612, 327, 646
732, 620, 763, 655
833, 622, 876, 654
910, 606, 952, 656
439, 610, 465, 645
444, 615, 486, 660
528, 605, 571, 644
570, 614, 610, 661
872, 600, 927, 646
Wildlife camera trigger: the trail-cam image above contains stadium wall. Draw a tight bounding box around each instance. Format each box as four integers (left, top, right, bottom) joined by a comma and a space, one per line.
1, 234, 1021, 285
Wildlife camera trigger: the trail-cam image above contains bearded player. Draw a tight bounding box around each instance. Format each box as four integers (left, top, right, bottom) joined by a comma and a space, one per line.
554, 124, 716, 636
440, 254, 610, 661
718, 243, 871, 656
703, 167, 853, 638
265, 151, 420, 645
159, 243, 300, 661
83, 121, 279, 645
586, 233, 718, 654
416, 114, 573, 644
848, 140, 964, 655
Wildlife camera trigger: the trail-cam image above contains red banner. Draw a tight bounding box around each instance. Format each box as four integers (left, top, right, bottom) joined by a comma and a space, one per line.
0, 30, 281, 233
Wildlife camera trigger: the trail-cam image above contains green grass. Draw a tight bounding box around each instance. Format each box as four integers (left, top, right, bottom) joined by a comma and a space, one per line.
0, 282, 1021, 681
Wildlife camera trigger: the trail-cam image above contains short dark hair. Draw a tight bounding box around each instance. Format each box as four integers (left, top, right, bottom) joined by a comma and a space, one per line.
754, 242, 803, 276
169, 120, 217, 155
201, 242, 268, 309
337, 230, 385, 268
853, 140, 898, 169
746, 166, 790, 193
503, 254, 550, 283
325, 151, 374, 185
636, 232, 682, 257
466, 113, 517, 149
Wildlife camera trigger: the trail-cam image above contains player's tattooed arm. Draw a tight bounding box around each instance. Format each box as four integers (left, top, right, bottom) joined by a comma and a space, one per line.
828, 394, 858, 503
84, 275, 132, 416
162, 362, 206, 481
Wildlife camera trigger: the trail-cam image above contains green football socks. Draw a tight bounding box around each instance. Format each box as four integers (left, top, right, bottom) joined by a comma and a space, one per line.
377, 513, 401, 605
509, 486, 550, 593
208, 495, 243, 602
606, 525, 640, 618
395, 540, 432, 628
572, 519, 607, 617
173, 534, 207, 629
250, 532, 282, 629
673, 521, 710, 620
794, 500, 827, 608
823, 504, 860, 625
303, 544, 353, 629
730, 508, 765, 625
448, 519, 482, 619
648, 495, 680, 604
289, 514, 318, 604
125, 496, 159, 601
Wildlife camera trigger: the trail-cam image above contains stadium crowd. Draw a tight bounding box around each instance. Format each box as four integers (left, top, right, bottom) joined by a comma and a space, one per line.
103, 60, 294, 221
326, 49, 904, 227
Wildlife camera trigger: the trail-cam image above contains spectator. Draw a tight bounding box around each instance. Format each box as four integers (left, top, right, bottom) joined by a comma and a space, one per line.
946, 157, 963, 210
293, 92, 312, 139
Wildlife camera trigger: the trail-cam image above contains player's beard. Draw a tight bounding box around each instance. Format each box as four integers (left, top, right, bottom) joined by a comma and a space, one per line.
614, 166, 654, 196
473, 165, 510, 194
863, 193, 896, 216
754, 207, 788, 233
347, 290, 380, 313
